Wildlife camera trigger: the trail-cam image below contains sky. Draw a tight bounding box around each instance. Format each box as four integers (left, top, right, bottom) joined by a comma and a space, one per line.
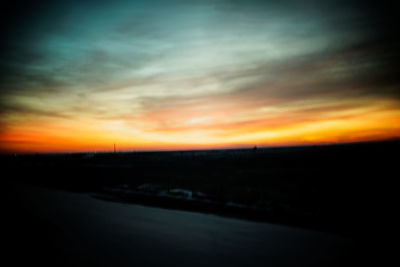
0, 0, 399, 153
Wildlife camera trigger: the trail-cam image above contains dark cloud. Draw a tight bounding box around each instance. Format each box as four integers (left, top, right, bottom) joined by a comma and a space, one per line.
0, 102, 70, 119
219, 41, 400, 101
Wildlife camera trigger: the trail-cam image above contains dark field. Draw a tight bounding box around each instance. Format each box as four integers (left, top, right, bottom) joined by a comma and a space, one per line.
3, 140, 398, 266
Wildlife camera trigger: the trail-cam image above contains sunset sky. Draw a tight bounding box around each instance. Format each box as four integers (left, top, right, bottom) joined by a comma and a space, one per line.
0, 0, 399, 153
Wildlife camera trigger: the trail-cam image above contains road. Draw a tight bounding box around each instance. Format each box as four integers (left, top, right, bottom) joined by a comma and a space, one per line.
5, 181, 359, 266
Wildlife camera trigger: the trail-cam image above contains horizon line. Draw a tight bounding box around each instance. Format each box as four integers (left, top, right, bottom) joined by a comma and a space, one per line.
2, 137, 398, 156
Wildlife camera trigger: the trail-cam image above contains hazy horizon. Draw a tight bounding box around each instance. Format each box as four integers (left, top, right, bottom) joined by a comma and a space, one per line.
1, 137, 398, 155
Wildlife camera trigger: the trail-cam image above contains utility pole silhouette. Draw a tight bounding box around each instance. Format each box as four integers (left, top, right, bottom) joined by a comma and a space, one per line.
114, 143, 116, 153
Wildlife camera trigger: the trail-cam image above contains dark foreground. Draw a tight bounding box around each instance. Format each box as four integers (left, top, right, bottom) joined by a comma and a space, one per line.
6, 181, 359, 267
2, 140, 398, 266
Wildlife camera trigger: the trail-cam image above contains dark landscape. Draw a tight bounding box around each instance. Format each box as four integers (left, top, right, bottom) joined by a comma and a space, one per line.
3, 139, 398, 266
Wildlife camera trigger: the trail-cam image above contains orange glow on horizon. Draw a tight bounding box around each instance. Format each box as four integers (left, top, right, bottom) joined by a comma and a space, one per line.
1, 100, 399, 154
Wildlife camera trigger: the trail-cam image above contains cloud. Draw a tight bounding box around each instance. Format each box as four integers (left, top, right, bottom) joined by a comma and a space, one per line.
0, 0, 399, 152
